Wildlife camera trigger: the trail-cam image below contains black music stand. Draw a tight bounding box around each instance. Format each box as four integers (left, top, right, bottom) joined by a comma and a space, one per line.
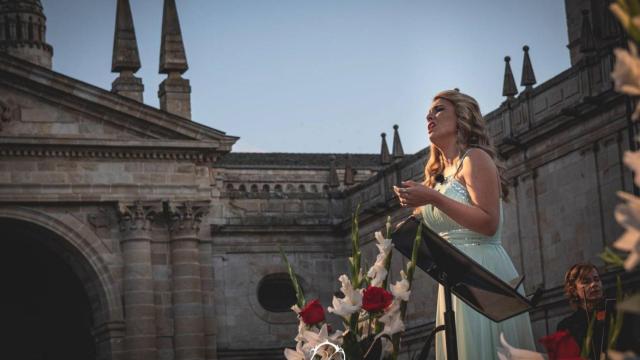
391, 216, 541, 360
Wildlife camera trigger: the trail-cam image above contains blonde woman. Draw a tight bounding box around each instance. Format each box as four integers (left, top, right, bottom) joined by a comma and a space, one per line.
394, 90, 535, 359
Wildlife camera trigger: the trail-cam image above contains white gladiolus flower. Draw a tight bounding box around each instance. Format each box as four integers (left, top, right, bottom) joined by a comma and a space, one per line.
614, 192, 640, 270
374, 231, 393, 256
367, 259, 387, 287
284, 342, 307, 360
294, 319, 306, 343
367, 231, 393, 287
300, 324, 344, 354
496, 333, 546, 360
376, 299, 405, 338
612, 43, 640, 95
624, 151, 640, 186
391, 270, 411, 301
612, 43, 640, 119
328, 274, 362, 318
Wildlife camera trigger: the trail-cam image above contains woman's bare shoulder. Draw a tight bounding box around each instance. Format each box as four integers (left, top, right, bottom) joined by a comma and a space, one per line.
462, 148, 497, 176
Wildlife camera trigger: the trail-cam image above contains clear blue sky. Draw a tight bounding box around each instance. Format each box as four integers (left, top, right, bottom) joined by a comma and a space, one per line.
42, 0, 570, 154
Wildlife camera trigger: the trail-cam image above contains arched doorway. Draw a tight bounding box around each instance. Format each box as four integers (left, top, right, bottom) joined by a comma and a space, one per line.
0, 218, 98, 359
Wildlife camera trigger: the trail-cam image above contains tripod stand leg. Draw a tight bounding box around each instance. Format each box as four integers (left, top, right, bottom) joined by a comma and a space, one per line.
417, 325, 445, 360
444, 285, 458, 360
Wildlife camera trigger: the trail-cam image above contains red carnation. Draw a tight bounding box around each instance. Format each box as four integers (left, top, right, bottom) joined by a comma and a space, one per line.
362, 286, 393, 313
539, 330, 582, 360
299, 299, 325, 325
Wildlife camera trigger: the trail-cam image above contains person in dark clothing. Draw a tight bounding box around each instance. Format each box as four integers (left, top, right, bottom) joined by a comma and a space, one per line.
556, 263, 640, 359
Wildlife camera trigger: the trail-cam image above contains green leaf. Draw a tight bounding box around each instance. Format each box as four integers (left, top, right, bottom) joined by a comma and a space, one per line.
607, 276, 625, 348
599, 247, 626, 269
278, 245, 306, 309
351, 204, 362, 288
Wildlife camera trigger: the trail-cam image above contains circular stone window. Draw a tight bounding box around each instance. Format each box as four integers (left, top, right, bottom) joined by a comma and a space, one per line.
257, 273, 300, 312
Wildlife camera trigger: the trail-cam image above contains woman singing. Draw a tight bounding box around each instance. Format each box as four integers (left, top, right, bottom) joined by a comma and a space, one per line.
394, 90, 535, 359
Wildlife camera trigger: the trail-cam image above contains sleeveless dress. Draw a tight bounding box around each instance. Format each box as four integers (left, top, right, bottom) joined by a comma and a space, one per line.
421, 154, 535, 360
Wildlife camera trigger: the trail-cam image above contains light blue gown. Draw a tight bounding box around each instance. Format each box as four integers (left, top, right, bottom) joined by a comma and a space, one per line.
421, 164, 535, 360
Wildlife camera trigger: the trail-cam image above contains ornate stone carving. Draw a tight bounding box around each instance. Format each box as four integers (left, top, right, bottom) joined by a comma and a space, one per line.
164, 200, 209, 237
0, 98, 21, 131
88, 208, 111, 229
117, 200, 161, 234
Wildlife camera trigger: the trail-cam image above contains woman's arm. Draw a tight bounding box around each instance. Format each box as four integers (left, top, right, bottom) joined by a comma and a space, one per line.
394, 149, 500, 236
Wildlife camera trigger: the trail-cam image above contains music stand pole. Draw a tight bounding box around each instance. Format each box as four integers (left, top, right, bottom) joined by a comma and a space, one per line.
443, 277, 459, 360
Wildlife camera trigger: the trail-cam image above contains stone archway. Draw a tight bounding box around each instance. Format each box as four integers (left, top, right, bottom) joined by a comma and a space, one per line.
0, 209, 123, 360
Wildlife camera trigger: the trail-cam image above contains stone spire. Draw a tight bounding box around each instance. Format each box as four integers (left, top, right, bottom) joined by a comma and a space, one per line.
520, 45, 536, 90
0, 0, 53, 69
502, 56, 518, 99
111, 0, 143, 102
580, 10, 596, 54
380, 132, 391, 165
328, 155, 340, 188
392, 124, 404, 159
158, 0, 191, 119
344, 154, 354, 186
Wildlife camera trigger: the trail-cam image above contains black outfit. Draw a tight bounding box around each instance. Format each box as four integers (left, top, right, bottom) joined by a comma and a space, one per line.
557, 299, 640, 360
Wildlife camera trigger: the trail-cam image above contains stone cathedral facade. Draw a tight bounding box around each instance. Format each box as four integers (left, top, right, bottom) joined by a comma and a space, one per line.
0, 0, 638, 359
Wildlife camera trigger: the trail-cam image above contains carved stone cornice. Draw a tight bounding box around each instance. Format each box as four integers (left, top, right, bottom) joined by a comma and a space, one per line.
117, 200, 162, 238
165, 200, 209, 239
0, 137, 221, 163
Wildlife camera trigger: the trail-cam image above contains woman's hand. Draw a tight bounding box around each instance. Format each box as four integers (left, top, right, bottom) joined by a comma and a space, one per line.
393, 180, 438, 208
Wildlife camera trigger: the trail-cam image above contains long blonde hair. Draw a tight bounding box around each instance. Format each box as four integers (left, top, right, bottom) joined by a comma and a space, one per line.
424, 90, 509, 200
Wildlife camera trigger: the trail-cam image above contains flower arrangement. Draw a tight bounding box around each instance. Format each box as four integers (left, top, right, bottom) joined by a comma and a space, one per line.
282, 210, 423, 360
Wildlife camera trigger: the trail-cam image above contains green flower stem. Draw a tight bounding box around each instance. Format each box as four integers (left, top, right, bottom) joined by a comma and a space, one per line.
608, 275, 625, 349
278, 245, 305, 309
391, 223, 423, 360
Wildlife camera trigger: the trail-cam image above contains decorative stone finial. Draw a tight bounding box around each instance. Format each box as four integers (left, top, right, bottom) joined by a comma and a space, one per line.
158, 0, 191, 119
520, 45, 536, 89
344, 154, 354, 186
380, 132, 391, 165
502, 56, 518, 99
111, 0, 143, 102
159, 0, 188, 74
392, 125, 404, 159
328, 155, 340, 188
580, 10, 596, 54
112, 0, 140, 73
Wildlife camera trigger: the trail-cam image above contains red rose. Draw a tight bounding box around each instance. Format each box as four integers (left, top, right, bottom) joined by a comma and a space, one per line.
299, 299, 325, 325
362, 286, 393, 313
539, 330, 582, 360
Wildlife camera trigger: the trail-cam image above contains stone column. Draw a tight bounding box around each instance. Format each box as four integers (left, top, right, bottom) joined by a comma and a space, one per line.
199, 240, 217, 359
118, 201, 161, 360
166, 201, 209, 360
